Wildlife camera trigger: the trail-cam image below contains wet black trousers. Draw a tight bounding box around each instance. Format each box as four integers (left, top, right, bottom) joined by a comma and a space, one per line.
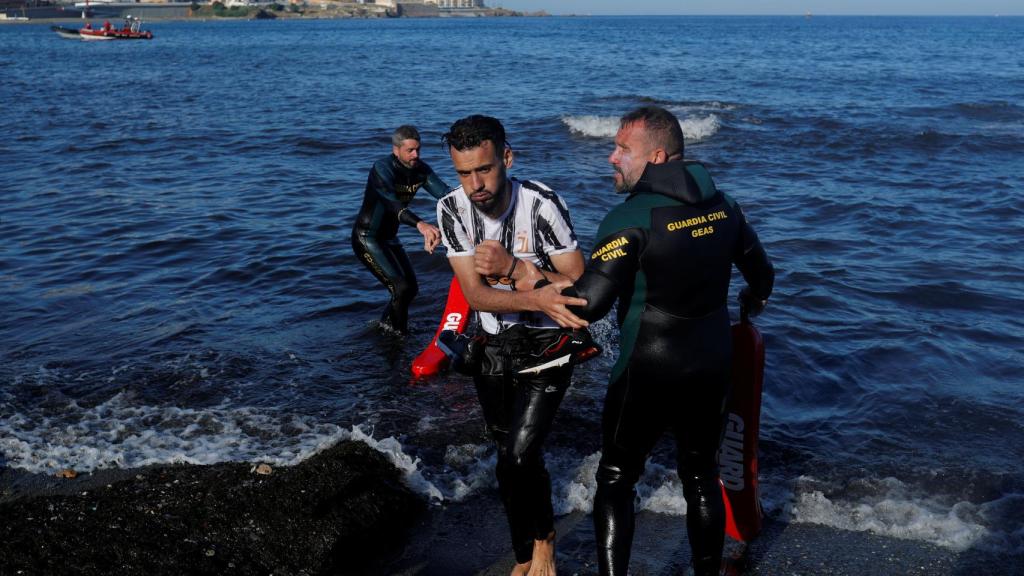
474, 326, 574, 564
593, 364, 730, 576
351, 230, 417, 333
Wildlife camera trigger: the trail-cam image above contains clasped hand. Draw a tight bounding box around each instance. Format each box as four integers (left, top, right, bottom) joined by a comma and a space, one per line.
473, 240, 513, 278
417, 221, 441, 254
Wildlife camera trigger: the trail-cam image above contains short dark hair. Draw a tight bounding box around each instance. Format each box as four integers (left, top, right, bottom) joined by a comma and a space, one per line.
620, 106, 684, 158
392, 125, 421, 147
443, 115, 507, 152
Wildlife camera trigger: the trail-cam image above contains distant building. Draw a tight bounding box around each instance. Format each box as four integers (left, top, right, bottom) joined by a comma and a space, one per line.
1, 0, 74, 19
431, 0, 485, 7
357, 0, 486, 8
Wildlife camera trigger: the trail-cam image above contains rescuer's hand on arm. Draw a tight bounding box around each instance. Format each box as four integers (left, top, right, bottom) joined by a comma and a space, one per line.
450, 256, 586, 324
526, 281, 589, 329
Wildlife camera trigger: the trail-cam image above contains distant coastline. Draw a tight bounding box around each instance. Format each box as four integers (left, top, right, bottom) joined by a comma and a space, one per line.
0, 1, 548, 22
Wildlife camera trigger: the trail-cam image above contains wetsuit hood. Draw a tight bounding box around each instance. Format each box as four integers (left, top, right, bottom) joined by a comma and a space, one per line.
630, 159, 718, 205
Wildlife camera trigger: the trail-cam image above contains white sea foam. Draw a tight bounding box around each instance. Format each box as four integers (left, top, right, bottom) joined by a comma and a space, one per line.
561, 113, 721, 143
0, 391, 494, 505
784, 475, 1014, 553
551, 452, 689, 516
0, 392, 348, 473
562, 115, 620, 138
547, 455, 1021, 556
705, 472, 1012, 554
677, 114, 722, 144
636, 461, 687, 515
0, 392, 449, 501
6, 394, 1018, 556
553, 451, 601, 515
441, 443, 496, 502
344, 425, 443, 502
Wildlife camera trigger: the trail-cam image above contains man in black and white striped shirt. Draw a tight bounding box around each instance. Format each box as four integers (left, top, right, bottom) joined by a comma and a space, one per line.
437, 115, 588, 575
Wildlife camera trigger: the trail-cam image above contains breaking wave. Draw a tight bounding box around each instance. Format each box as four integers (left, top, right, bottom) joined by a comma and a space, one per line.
0, 392, 352, 474
781, 475, 1021, 555
562, 114, 721, 143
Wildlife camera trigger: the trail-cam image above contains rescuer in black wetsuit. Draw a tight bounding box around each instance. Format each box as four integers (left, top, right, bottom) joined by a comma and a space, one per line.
533, 106, 775, 575
351, 125, 450, 334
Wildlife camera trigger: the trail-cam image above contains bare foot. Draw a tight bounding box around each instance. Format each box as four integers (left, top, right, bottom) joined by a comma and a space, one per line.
511, 561, 531, 576
526, 531, 556, 576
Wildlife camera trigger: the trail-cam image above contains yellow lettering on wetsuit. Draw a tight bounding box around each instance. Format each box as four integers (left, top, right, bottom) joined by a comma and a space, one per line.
592, 236, 630, 260
692, 225, 714, 237
395, 182, 423, 202
667, 210, 727, 237
666, 214, 707, 232
600, 248, 628, 262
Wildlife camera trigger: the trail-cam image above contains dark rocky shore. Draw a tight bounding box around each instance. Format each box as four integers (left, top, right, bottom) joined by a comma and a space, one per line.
1, 444, 1015, 575
0, 441, 423, 575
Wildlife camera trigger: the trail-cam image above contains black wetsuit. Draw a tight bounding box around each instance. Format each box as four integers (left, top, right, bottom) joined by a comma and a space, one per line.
564, 160, 774, 576
475, 325, 574, 564
351, 154, 448, 333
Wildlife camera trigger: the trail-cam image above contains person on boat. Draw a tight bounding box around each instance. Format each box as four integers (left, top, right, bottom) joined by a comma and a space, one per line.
437, 114, 590, 575
530, 106, 775, 575
103, 20, 111, 32
83, 22, 91, 30
351, 125, 449, 334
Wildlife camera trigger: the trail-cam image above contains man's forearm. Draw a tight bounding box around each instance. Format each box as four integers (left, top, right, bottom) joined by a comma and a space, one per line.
462, 279, 542, 314
513, 258, 578, 290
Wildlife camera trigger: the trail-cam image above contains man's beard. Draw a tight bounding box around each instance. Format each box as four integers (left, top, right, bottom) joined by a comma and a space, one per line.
472, 193, 501, 215
613, 170, 634, 194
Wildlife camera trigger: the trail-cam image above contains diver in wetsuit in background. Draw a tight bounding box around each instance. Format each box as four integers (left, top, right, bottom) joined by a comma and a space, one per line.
533, 106, 775, 575
351, 125, 449, 334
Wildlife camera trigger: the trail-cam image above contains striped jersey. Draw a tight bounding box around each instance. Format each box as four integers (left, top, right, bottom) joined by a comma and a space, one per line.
437, 178, 579, 334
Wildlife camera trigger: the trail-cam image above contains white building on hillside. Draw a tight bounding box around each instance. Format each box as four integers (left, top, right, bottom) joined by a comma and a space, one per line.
354, 0, 486, 8
431, 0, 485, 7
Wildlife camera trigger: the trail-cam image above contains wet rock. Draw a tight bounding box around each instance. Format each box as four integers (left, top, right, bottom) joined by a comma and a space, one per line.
251, 463, 273, 475
0, 440, 425, 575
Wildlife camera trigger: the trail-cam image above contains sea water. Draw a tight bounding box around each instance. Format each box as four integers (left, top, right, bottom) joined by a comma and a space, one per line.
1, 15, 1022, 566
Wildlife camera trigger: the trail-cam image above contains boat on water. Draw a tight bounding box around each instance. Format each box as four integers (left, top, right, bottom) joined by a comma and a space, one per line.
51, 16, 153, 40
51, 25, 82, 39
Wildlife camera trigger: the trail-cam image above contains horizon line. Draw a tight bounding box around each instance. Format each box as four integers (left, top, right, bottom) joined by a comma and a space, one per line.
522, 13, 1022, 17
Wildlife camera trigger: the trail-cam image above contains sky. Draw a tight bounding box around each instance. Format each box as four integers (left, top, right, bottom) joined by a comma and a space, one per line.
491, 1, 1023, 16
